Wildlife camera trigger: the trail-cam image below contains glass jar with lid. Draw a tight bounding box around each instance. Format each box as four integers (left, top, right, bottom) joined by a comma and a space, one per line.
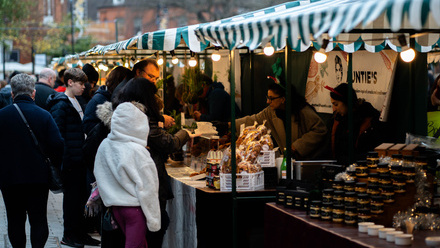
309, 200, 321, 219
344, 192, 357, 208
321, 202, 333, 221
345, 206, 357, 225
367, 185, 381, 197
333, 190, 345, 205
368, 173, 379, 186
377, 162, 390, 174
344, 180, 356, 192
357, 193, 370, 209
366, 151, 379, 171
358, 209, 372, 223
355, 160, 368, 178
393, 175, 406, 193
332, 205, 345, 223
370, 196, 384, 214
381, 185, 395, 203
355, 182, 367, 194
322, 189, 334, 204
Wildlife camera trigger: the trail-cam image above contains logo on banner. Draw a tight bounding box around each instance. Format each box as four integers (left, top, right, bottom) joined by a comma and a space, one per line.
305, 51, 398, 120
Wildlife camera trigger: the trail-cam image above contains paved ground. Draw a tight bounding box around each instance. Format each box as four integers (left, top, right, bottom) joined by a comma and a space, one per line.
0, 192, 101, 248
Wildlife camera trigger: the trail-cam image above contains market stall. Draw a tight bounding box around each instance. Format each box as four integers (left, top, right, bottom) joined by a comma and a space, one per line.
53, 0, 440, 247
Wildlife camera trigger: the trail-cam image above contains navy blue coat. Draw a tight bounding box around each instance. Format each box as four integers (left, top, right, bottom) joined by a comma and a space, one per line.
47, 92, 85, 170
199, 82, 241, 122
0, 95, 64, 188
82, 85, 111, 135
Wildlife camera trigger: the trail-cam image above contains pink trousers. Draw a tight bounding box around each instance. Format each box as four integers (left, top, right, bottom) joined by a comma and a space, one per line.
112, 206, 148, 248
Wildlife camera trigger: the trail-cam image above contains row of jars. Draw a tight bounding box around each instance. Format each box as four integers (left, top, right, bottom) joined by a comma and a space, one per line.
355, 162, 416, 184
332, 178, 406, 196
310, 199, 385, 224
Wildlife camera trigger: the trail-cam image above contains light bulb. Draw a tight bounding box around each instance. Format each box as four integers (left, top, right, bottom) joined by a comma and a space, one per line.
98, 63, 105, 71
314, 52, 327, 64
263, 45, 274, 56
211, 52, 221, 61
124, 61, 129, 68
188, 57, 197, 67
157, 57, 164, 65
400, 48, 415, 63
172, 56, 179, 64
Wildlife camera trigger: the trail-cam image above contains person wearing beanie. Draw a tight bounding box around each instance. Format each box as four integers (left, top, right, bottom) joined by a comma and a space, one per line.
78, 64, 99, 106
328, 83, 385, 165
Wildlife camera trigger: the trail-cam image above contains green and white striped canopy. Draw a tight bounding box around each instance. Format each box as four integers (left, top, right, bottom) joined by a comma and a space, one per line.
195, 0, 440, 53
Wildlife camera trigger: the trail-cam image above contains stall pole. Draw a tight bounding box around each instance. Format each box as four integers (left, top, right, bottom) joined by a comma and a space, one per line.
162, 51, 167, 111
70, 0, 74, 54
250, 50, 255, 112
229, 49, 238, 248
285, 44, 292, 182
410, 34, 415, 131
115, 19, 119, 42
347, 53, 354, 163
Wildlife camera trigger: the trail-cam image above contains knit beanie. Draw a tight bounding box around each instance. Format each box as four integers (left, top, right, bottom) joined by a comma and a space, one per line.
82, 64, 99, 82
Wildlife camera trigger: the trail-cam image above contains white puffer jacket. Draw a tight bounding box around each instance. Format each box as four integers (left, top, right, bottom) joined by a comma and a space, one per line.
94, 102, 161, 231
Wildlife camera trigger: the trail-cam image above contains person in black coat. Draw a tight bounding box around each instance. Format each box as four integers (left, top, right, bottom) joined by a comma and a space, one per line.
47, 68, 100, 247
328, 83, 385, 165
35, 68, 57, 109
0, 73, 64, 248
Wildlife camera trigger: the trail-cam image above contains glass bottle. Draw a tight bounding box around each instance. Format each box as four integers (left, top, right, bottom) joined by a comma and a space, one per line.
280, 148, 287, 180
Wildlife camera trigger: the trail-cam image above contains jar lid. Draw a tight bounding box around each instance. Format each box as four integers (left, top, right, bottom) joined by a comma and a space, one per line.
322, 202, 333, 206
311, 200, 322, 204
367, 151, 379, 157
378, 162, 389, 168
357, 193, 369, 198
323, 189, 334, 193
368, 184, 379, 189
333, 204, 344, 209
381, 185, 394, 191
371, 195, 384, 201
356, 182, 367, 187
358, 208, 371, 214
368, 173, 379, 177
391, 164, 402, 168
345, 206, 357, 211
345, 180, 356, 185
356, 160, 367, 166
379, 173, 391, 178
334, 190, 345, 195
345, 191, 357, 196
392, 154, 403, 159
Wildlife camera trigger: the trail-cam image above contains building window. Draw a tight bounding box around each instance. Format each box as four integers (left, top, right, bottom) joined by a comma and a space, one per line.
134, 17, 142, 35
113, 0, 124, 5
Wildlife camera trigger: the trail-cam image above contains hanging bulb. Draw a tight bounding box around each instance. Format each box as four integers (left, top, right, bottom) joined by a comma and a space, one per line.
313, 39, 329, 63
172, 56, 179, 64
188, 57, 197, 67
400, 48, 415, 63
314, 52, 327, 64
263, 43, 275, 56
157, 56, 164, 66
211, 47, 221, 61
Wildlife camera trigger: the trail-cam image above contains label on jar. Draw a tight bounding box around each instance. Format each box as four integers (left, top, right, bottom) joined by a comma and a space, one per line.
304, 198, 309, 209
344, 199, 357, 208
345, 213, 357, 224
370, 203, 384, 214
294, 197, 302, 208
367, 158, 379, 167
382, 193, 395, 203
321, 209, 332, 220
393, 182, 406, 193
277, 192, 285, 203
356, 167, 368, 177
322, 196, 332, 203
358, 215, 372, 223
332, 211, 344, 223
310, 207, 320, 218
286, 195, 293, 206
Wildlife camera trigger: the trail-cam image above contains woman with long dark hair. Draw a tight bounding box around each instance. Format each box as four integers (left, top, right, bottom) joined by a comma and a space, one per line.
235, 79, 327, 160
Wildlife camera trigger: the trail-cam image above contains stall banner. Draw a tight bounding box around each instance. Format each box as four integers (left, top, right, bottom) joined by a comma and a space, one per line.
305, 50, 398, 120
427, 111, 440, 138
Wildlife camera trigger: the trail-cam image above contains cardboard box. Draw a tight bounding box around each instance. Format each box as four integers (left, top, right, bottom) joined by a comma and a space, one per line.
374, 143, 394, 157
387, 143, 406, 156
401, 144, 420, 156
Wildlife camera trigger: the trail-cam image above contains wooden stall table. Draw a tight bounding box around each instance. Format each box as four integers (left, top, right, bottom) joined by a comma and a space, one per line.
164, 160, 276, 248
265, 202, 440, 248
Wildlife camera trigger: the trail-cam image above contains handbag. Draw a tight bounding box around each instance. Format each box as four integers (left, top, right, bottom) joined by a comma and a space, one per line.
102, 208, 119, 231
13, 104, 64, 194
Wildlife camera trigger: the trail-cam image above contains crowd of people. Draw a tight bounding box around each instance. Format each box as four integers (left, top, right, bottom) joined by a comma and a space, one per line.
2, 57, 429, 248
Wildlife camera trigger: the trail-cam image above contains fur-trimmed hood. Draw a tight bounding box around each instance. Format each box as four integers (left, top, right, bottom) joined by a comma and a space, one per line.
96, 101, 147, 129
